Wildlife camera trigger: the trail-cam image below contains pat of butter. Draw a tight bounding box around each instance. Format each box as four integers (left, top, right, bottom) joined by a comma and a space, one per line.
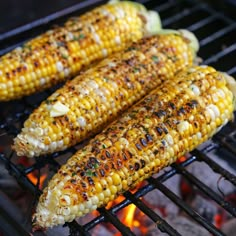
50, 101, 69, 117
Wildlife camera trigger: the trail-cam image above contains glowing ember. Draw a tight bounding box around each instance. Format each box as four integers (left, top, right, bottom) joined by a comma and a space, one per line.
106, 195, 125, 210
177, 155, 187, 163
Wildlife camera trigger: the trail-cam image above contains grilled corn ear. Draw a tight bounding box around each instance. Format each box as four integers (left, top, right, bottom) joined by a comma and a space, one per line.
0, 1, 161, 101
13, 31, 197, 157
33, 66, 235, 228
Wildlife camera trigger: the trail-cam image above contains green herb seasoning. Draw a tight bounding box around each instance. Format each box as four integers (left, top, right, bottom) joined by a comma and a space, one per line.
152, 55, 159, 63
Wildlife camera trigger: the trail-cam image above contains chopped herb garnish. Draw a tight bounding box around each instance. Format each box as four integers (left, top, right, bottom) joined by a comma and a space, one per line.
104, 77, 109, 82
85, 169, 95, 177
133, 67, 140, 73
79, 34, 85, 39
168, 55, 178, 62
152, 55, 159, 63
73, 34, 85, 40
72, 172, 76, 177
93, 163, 99, 169
102, 144, 107, 149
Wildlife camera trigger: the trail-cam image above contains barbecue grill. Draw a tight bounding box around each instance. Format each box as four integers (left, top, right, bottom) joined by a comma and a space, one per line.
0, 0, 236, 235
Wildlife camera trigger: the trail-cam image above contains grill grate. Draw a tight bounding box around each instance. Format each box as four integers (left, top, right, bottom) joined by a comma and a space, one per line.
0, 0, 236, 235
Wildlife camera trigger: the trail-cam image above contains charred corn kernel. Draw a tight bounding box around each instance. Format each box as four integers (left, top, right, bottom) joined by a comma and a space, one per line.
33, 66, 236, 228
0, 1, 162, 101
13, 31, 198, 157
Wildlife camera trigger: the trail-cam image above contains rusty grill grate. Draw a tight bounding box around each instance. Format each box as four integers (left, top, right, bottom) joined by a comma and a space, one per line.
0, 0, 236, 235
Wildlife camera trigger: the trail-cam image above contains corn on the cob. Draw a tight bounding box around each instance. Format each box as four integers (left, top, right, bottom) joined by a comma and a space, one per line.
0, 1, 162, 101
13, 30, 198, 157
33, 66, 236, 228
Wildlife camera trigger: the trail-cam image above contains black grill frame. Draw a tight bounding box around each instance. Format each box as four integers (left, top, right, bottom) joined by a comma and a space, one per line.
0, 0, 236, 235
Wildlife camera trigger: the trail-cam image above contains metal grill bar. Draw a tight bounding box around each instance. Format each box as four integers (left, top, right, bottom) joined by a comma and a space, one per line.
199, 2, 234, 24
172, 163, 236, 216
227, 66, 236, 75
124, 191, 181, 236
203, 43, 236, 65
200, 24, 236, 46
98, 208, 135, 236
0, 153, 37, 195
154, 1, 179, 12
67, 221, 91, 236
187, 15, 217, 31
24, 157, 56, 175
162, 5, 202, 27
192, 149, 236, 186
220, 134, 236, 156
149, 178, 226, 236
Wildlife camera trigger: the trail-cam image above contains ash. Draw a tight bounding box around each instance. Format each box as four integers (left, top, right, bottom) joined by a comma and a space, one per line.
144, 170, 181, 218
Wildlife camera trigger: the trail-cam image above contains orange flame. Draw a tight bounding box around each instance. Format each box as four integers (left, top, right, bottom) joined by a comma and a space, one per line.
17, 156, 48, 189
106, 195, 125, 210
27, 172, 47, 189
114, 203, 147, 235
123, 204, 137, 228
91, 182, 147, 235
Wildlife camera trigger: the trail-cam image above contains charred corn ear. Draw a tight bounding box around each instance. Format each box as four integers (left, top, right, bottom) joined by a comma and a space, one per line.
13, 31, 197, 157
33, 66, 235, 228
0, 1, 161, 101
